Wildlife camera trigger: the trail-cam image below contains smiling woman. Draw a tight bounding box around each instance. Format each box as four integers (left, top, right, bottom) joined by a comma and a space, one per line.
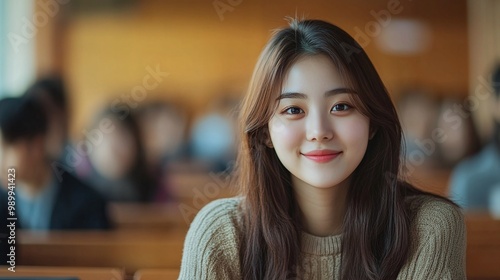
268, 55, 371, 239
269, 55, 370, 195
178, 19, 466, 280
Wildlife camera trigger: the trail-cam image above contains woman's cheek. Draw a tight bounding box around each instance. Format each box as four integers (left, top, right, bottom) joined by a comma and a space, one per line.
340, 116, 370, 148
269, 117, 303, 149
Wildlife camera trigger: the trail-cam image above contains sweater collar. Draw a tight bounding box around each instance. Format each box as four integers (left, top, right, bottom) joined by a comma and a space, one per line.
301, 231, 342, 256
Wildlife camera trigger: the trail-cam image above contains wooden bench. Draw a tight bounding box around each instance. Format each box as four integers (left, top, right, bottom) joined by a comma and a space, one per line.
134, 268, 179, 280
465, 213, 500, 280
14, 211, 500, 279
0, 266, 124, 280
109, 202, 189, 230
169, 171, 237, 204
17, 229, 187, 274
407, 168, 451, 196
108, 171, 238, 230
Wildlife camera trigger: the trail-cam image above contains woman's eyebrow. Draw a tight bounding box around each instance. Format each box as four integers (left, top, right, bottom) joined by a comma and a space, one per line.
277, 87, 356, 100
325, 87, 357, 96
277, 92, 307, 100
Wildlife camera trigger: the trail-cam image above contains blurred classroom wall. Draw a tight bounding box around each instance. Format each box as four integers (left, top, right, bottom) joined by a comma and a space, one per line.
29, 0, 471, 138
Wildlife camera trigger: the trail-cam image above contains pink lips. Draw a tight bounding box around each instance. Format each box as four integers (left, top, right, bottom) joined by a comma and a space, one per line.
302, 149, 342, 163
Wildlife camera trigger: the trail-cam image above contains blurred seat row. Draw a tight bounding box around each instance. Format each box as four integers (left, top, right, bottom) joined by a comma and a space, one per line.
0, 266, 179, 280
4, 210, 499, 279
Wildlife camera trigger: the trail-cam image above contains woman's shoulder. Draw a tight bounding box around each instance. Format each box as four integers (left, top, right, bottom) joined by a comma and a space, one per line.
201, 196, 243, 212
187, 197, 244, 242
193, 196, 243, 224
399, 196, 466, 278
406, 194, 466, 257
179, 197, 243, 279
407, 194, 464, 232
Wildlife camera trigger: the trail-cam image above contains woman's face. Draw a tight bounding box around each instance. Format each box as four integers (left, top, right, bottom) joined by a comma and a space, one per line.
90, 118, 138, 179
268, 54, 370, 189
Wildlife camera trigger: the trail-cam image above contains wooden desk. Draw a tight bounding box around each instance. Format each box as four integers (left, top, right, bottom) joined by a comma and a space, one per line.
407, 168, 452, 196
169, 171, 237, 202
465, 213, 500, 280
110, 170, 240, 230
109, 202, 189, 230
15, 212, 500, 279
0, 266, 124, 280
17, 229, 187, 274
134, 268, 179, 280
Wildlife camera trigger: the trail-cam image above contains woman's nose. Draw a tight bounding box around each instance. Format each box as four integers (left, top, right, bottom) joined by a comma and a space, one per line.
306, 112, 334, 142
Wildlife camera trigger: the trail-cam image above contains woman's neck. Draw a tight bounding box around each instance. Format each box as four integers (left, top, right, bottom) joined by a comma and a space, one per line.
292, 176, 349, 237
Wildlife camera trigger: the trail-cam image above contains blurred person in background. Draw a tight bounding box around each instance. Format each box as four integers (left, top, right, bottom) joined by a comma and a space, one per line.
397, 89, 441, 169
449, 65, 500, 211
25, 75, 70, 161
136, 101, 188, 202
435, 97, 481, 168
188, 96, 239, 172
76, 108, 155, 202
0, 95, 111, 230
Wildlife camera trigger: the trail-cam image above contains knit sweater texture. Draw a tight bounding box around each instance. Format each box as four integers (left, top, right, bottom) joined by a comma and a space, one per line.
179, 195, 466, 279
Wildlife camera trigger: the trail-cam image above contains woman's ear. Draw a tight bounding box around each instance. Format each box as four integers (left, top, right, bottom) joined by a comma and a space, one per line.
265, 138, 274, 148
263, 127, 274, 148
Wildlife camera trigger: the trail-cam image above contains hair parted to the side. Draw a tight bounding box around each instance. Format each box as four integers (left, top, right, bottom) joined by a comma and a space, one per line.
234, 19, 453, 280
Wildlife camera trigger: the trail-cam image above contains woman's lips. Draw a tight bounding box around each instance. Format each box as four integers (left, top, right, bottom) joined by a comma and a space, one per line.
301, 150, 342, 163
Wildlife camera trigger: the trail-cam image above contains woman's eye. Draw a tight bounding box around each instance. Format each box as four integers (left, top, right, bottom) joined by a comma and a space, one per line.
284, 107, 303, 115
331, 103, 351, 112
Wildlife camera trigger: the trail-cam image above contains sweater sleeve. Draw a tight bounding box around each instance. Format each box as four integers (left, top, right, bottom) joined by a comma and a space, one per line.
397, 198, 467, 280
178, 198, 242, 280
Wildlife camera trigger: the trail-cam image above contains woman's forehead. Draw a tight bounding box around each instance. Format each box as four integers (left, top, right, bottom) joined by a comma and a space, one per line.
280, 56, 353, 96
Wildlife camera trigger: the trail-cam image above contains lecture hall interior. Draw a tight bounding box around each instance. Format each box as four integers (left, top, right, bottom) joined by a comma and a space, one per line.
0, 0, 499, 279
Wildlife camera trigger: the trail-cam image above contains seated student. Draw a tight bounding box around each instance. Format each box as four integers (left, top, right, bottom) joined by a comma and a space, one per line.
397, 89, 441, 168
179, 19, 465, 279
189, 97, 239, 172
135, 101, 188, 203
25, 75, 70, 161
449, 65, 500, 210
436, 97, 481, 168
0, 96, 111, 230
76, 108, 154, 202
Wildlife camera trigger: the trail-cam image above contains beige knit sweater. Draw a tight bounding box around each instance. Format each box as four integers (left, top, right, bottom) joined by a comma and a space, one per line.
179, 195, 466, 279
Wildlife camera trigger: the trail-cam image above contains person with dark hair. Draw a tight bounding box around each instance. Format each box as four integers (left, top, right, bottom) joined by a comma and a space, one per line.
25, 75, 70, 161
179, 19, 465, 279
397, 89, 441, 168
135, 101, 187, 203
0, 96, 111, 231
76, 108, 155, 202
449, 65, 500, 211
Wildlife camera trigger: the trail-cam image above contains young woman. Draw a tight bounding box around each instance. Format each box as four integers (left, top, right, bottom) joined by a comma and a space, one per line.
179, 19, 466, 280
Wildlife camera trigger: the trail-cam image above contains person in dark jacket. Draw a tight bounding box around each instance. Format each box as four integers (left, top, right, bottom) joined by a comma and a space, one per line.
0, 95, 111, 233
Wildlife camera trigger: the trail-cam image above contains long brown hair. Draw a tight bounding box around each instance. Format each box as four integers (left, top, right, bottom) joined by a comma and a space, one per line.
235, 19, 447, 280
